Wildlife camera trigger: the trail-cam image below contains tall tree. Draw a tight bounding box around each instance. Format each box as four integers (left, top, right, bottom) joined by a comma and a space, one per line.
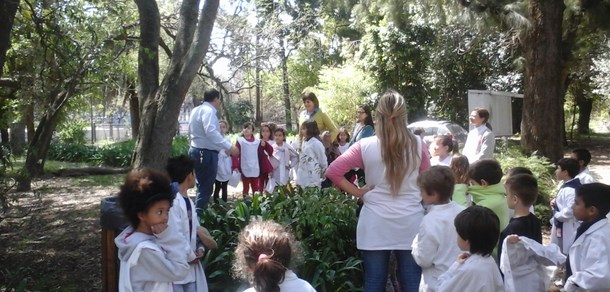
0, 0, 20, 78
131, 0, 219, 170
455, 0, 610, 162
11, 0, 125, 190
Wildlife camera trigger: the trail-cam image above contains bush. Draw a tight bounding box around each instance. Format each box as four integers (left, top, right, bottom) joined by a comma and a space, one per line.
47, 137, 191, 168
57, 120, 87, 144
200, 188, 363, 291
47, 142, 96, 163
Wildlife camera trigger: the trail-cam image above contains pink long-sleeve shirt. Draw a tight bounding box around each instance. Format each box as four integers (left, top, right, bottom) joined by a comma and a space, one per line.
326, 142, 430, 184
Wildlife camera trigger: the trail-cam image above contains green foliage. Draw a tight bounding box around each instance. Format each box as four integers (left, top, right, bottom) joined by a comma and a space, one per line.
91, 140, 135, 167
427, 25, 520, 124
201, 188, 362, 291
313, 65, 375, 128
56, 120, 88, 144
225, 100, 254, 130
495, 139, 555, 224
0, 267, 31, 292
46, 137, 193, 168
358, 22, 435, 121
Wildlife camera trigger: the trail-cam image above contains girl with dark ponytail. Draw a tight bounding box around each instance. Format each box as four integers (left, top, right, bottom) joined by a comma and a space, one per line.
233, 221, 315, 292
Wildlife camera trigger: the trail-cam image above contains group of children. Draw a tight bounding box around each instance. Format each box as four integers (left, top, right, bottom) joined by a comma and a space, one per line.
215, 120, 357, 197
114, 141, 610, 291
410, 147, 610, 292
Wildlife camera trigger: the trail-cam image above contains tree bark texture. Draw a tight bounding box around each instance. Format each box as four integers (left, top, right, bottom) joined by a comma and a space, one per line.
126, 80, 140, 139
279, 37, 292, 131
574, 93, 593, 134
520, 0, 565, 163
0, 0, 20, 77
132, 0, 220, 170
9, 120, 26, 156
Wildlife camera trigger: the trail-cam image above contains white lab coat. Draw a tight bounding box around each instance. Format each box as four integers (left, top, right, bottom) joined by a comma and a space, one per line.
295, 138, 327, 188
551, 183, 580, 254
575, 168, 595, 184
462, 124, 495, 163
436, 254, 504, 292
412, 202, 465, 292
499, 236, 566, 292
271, 142, 298, 185
565, 219, 610, 292
168, 193, 208, 290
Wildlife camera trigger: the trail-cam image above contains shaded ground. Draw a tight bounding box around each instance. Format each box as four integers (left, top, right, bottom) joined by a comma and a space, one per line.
0, 134, 609, 291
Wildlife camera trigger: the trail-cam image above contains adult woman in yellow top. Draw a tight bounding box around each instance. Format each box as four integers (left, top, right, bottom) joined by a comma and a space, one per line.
298, 92, 338, 142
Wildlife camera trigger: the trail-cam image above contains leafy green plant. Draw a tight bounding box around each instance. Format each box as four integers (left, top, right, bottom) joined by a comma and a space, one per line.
200, 188, 363, 291
1, 267, 32, 292
56, 120, 88, 144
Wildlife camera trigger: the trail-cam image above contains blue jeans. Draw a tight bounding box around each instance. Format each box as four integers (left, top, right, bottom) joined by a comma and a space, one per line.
189, 147, 218, 216
361, 249, 422, 292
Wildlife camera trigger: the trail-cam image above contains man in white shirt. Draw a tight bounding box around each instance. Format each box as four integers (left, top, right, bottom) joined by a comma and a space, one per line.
189, 89, 239, 216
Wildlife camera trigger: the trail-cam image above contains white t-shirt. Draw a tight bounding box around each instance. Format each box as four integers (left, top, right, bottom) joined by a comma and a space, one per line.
357, 136, 424, 250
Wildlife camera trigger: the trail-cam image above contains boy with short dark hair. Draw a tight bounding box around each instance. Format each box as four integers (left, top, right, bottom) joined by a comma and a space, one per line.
497, 174, 549, 290
498, 174, 542, 258
551, 158, 581, 254
570, 148, 595, 184
436, 206, 504, 291
564, 183, 610, 291
467, 159, 510, 232
412, 166, 466, 291
166, 155, 214, 292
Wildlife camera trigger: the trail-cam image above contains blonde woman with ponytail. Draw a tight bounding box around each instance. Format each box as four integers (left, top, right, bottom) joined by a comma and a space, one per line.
326, 90, 431, 292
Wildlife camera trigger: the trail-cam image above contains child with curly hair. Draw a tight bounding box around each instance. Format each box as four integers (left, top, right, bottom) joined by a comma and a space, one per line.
114, 169, 190, 291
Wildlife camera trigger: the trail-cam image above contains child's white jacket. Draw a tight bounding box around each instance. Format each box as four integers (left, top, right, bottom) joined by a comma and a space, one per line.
499, 236, 565, 292
551, 184, 580, 254
271, 142, 298, 185
296, 138, 327, 188
565, 218, 610, 292
412, 201, 465, 291
436, 254, 504, 292
115, 225, 189, 292
168, 193, 208, 290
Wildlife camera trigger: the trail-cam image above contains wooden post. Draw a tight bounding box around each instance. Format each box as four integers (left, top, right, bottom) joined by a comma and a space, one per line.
101, 228, 119, 292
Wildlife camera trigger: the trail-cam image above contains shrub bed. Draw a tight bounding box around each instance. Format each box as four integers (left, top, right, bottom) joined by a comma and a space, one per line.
47, 136, 191, 168
200, 187, 363, 291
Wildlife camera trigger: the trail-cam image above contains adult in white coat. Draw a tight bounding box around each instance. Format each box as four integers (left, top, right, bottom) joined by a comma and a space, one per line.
462, 108, 495, 163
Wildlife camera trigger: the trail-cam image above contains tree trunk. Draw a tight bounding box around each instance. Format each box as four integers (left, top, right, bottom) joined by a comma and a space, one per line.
0, 128, 8, 145
574, 93, 592, 134
0, 0, 20, 78
279, 36, 292, 130
9, 120, 25, 156
17, 88, 74, 191
126, 81, 139, 139
132, 0, 220, 170
255, 33, 262, 126
24, 101, 35, 144
520, 0, 565, 163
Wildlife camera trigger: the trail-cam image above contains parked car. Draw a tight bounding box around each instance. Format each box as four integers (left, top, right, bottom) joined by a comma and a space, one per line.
407, 120, 468, 150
